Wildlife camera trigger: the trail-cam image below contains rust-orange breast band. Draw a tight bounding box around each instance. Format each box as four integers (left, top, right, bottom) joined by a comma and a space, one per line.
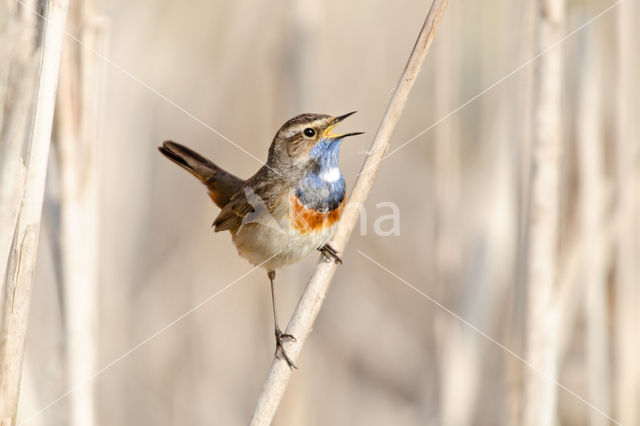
289, 194, 344, 233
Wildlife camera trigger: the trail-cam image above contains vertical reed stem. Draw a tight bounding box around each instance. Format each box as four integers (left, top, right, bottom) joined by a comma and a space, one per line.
0, 1, 69, 424
523, 0, 564, 425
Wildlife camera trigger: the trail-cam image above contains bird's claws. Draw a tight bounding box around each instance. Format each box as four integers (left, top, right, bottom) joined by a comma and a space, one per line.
318, 243, 342, 264
275, 329, 297, 369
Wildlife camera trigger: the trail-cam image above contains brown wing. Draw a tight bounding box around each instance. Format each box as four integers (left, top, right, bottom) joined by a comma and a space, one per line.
212, 167, 289, 232
212, 189, 255, 231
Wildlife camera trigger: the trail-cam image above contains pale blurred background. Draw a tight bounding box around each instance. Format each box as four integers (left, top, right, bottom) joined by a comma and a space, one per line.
3, 0, 638, 424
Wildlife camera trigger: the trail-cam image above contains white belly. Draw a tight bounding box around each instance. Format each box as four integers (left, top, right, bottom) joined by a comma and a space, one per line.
231, 193, 337, 271
230, 220, 336, 271
228, 190, 343, 271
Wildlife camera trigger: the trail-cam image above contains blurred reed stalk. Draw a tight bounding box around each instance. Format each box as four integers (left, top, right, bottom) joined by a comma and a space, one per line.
507, 0, 536, 423
431, 9, 471, 426
54, 1, 105, 425
285, 0, 322, 113
0, 0, 40, 307
523, 0, 564, 425
249, 1, 448, 424
0, 0, 44, 422
613, 1, 640, 424
0, 0, 69, 424
576, 26, 609, 426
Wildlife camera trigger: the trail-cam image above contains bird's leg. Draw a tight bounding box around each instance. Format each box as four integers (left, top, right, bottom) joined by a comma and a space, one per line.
318, 243, 342, 264
268, 270, 297, 369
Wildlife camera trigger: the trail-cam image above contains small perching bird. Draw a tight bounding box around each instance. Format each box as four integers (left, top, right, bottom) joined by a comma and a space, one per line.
159, 112, 362, 367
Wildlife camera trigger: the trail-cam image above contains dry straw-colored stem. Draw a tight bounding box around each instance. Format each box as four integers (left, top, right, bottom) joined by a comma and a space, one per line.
0, 0, 69, 424
523, 0, 564, 425
576, 28, 609, 426
613, 2, 640, 425
249, 1, 448, 424
0, 0, 39, 308
55, 2, 105, 425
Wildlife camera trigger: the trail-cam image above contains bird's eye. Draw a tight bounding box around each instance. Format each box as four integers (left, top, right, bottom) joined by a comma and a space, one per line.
303, 128, 316, 138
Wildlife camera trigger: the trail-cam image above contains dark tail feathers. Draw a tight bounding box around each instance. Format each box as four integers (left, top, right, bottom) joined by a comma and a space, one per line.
158, 141, 244, 208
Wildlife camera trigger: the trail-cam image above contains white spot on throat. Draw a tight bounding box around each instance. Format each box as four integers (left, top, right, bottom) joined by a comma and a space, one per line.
320, 167, 341, 182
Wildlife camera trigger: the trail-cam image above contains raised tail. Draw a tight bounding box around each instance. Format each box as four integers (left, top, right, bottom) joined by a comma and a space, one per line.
158, 141, 244, 208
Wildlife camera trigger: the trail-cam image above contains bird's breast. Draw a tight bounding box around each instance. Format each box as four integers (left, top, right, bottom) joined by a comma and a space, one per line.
289, 193, 344, 234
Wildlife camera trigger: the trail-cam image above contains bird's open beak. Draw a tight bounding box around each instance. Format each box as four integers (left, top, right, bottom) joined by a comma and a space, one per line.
333, 111, 358, 124
322, 111, 364, 140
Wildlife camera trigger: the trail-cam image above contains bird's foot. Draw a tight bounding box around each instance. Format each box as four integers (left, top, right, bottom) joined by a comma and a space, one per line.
275, 328, 297, 369
319, 243, 342, 264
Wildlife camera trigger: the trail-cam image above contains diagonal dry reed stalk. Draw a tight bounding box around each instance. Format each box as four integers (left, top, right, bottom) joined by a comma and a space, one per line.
248, 1, 448, 424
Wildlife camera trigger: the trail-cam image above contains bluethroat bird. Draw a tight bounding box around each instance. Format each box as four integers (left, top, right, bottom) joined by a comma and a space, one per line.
159, 112, 363, 368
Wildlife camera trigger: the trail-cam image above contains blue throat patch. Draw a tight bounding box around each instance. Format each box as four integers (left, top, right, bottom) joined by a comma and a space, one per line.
296, 138, 346, 212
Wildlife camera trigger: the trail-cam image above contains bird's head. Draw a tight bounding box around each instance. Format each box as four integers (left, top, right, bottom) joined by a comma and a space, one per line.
267, 112, 363, 174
